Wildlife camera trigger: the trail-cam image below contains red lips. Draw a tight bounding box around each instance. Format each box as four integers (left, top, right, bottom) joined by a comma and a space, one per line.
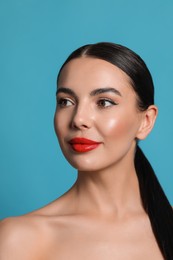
68, 138, 101, 153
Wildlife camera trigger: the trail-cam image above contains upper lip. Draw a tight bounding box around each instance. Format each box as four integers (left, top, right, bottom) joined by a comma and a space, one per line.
68, 137, 101, 144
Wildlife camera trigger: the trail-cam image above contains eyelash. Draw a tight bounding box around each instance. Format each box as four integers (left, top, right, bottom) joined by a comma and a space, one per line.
56, 97, 118, 109
97, 98, 118, 108
57, 98, 74, 108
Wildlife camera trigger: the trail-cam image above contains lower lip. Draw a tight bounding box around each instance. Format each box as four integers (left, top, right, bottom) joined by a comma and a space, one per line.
70, 143, 100, 153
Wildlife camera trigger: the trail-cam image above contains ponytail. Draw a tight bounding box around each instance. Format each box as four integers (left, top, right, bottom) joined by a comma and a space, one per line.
135, 146, 173, 260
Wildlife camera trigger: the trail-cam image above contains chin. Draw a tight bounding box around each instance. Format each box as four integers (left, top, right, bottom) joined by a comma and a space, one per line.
65, 156, 101, 172
68, 160, 113, 173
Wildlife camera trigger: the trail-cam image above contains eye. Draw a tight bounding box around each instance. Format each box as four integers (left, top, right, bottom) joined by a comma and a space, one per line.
97, 98, 117, 108
57, 98, 74, 108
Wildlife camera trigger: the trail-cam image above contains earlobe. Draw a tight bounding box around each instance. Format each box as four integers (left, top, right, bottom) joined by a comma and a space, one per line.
136, 105, 158, 140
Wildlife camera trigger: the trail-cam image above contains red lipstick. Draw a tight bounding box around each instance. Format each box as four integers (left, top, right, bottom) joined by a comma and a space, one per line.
68, 138, 101, 153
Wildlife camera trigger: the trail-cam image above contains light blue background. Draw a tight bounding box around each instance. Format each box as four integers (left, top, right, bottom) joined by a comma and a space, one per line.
0, 0, 173, 219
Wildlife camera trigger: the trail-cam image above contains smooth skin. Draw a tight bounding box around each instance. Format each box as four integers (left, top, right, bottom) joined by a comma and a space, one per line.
0, 57, 163, 260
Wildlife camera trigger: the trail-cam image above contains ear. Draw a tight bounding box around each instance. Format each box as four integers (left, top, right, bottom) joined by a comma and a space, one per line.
136, 105, 158, 140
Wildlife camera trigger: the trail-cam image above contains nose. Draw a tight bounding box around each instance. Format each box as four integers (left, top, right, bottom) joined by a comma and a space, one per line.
71, 103, 93, 130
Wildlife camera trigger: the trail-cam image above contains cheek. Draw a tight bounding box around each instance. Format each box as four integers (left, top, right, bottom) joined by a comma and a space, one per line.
102, 118, 125, 139
54, 112, 65, 140
99, 114, 138, 141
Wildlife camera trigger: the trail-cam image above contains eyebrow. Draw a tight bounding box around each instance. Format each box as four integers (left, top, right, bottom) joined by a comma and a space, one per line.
56, 87, 78, 100
56, 87, 122, 98
90, 87, 122, 97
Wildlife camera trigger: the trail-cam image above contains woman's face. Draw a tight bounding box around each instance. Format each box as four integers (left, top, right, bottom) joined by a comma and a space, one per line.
54, 57, 144, 171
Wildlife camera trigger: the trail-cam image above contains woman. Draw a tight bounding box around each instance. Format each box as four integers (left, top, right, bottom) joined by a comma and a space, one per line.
0, 42, 173, 259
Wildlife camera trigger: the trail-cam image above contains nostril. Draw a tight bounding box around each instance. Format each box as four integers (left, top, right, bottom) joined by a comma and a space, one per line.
71, 121, 89, 130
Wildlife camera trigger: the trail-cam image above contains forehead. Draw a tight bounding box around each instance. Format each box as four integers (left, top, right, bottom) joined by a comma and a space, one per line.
58, 57, 133, 95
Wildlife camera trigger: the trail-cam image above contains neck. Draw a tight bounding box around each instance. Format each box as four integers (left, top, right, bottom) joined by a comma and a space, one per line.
73, 152, 143, 217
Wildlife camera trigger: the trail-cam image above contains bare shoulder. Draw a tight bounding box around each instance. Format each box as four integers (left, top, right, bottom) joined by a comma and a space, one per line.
0, 215, 49, 260
0, 191, 76, 259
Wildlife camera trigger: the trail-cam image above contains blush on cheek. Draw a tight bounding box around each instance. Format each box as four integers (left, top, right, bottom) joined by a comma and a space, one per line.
103, 118, 124, 136
103, 116, 137, 140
